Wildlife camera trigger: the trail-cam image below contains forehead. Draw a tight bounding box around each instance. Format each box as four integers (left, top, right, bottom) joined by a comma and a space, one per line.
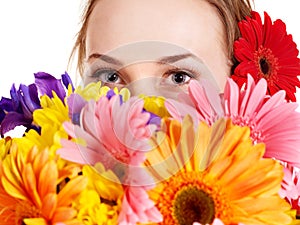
86, 0, 225, 56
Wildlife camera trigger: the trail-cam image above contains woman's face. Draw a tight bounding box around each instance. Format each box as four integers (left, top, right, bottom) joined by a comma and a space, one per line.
84, 0, 230, 95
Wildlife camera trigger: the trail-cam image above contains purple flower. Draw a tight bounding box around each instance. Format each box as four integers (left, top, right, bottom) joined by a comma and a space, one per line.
61, 72, 75, 92
0, 71, 74, 136
34, 71, 74, 101
0, 83, 40, 136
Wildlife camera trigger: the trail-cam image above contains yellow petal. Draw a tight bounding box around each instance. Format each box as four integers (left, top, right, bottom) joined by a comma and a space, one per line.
1, 176, 28, 201
119, 87, 131, 101
23, 218, 48, 225
2, 159, 22, 192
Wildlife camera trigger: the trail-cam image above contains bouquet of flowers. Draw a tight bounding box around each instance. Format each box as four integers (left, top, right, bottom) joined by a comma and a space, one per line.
0, 11, 300, 225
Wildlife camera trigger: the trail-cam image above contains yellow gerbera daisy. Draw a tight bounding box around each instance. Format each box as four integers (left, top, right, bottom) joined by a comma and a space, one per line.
0, 144, 87, 224
0, 136, 12, 159
145, 117, 295, 225
73, 163, 124, 224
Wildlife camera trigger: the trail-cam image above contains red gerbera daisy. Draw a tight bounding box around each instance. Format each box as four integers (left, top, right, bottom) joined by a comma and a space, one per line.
232, 11, 300, 102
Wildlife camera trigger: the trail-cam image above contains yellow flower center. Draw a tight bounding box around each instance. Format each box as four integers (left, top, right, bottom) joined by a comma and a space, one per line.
173, 187, 215, 225
154, 171, 233, 225
15, 201, 42, 225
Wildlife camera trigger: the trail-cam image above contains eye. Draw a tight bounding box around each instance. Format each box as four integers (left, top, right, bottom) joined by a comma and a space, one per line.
163, 70, 194, 85
92, 69, 124, 84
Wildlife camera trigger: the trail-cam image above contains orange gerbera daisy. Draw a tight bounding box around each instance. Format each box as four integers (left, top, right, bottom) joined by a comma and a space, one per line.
0, 144, 87, 225
145, 117, 295, 225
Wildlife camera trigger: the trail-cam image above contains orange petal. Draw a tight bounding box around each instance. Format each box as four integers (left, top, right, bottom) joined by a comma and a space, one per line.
26, 146, 39, 164
0, 189, 18, 207
38, 161, 58, 197
52, 207, 77, 222
33, 149, 50, 178
41, 193, 57, 220
22, 164, 41, 208
57, 176, 88, 207
58, 163, 81, 183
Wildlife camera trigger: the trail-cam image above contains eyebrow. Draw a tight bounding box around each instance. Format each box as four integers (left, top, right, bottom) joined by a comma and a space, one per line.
87, 52, 196, 65
87, 53, 123, 66
158, 53, 196, 64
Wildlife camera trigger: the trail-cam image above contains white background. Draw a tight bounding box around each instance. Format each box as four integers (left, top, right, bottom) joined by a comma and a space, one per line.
0, 0, 299, 102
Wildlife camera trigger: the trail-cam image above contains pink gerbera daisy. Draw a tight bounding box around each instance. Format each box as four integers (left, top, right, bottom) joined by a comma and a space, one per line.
232, 11, 300, 102
166, 76, 300, 167
57, 94, 161, 225
58, 95, 156, 168
280, 165, 300, 217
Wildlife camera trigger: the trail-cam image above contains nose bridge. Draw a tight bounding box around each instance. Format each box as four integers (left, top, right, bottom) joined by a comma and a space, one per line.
125, 77, 161, 96
125, 76, 182, 99
121, 62, 162, 96
121, 61, 159, 82
120, 62, 181, 98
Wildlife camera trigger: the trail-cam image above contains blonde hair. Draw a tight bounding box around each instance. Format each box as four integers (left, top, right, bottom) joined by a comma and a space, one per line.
70, 0, 253, 76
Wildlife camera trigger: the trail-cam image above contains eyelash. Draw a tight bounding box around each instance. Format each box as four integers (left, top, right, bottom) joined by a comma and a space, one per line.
90, 66, 120, 77
163, 68, 198, 79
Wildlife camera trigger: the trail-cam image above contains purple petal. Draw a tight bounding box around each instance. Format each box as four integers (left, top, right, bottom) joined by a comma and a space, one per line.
34, 72, 66, 100
9, 84, 21, 111
61, 71, 74, 91
67, 93, 87, 114
106, 90, 124, 104
19, 84, 40, 118
71, 113, 81, 125
0, 97, 13, 113
67, 93, 87, 125
106, 90, 116, 99
27, 84, 40, 109
148, 115, 161, 127
0, 110, 5, 123
143, 109, 161, 126
0, 112, 31, 136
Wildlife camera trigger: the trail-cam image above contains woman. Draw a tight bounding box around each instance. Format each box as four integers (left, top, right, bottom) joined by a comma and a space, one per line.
70, 0, 252, 95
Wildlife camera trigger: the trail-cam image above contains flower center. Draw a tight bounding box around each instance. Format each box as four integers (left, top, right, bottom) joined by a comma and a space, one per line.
259, 58, 270, 75
173, 186, 215, 225
152, 171, 233, 225
15, 201, 42, 225
230, 115, 263, 144
254, 46, 279, 85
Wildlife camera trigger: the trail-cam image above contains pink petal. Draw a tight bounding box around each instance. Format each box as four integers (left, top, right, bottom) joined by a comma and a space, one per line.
118, 186, 162, 225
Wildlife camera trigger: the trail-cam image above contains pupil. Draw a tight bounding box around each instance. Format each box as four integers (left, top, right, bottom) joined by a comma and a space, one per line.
173, 73, 185, 84
107, 73, 118, 82
259, 58, 269, 75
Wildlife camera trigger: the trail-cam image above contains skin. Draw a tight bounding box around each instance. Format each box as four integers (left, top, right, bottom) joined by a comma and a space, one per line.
84, 0, 231, 94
